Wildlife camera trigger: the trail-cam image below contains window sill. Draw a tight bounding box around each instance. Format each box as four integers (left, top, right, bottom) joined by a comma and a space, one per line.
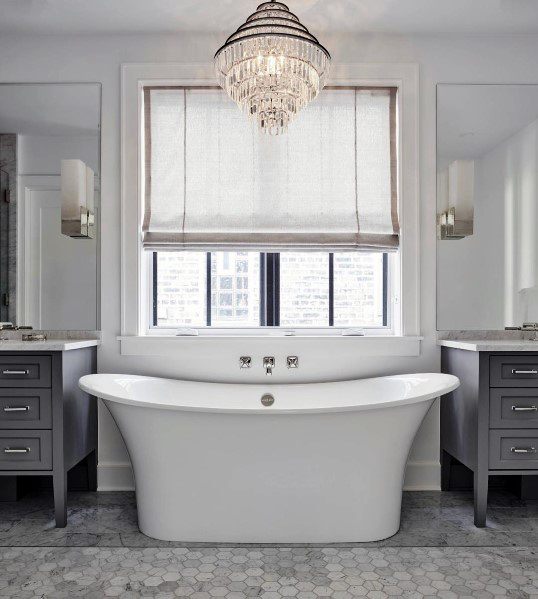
118, 334, 423, 357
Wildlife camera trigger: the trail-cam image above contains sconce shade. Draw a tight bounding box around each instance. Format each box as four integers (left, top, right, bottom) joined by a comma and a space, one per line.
449, 159, 474, 222
436, 168, 449, 239
61, 159, 86, 222
86, 166, 95, 213
60, 159, 95, 238
437, 159, 474, 240
437, 168, 449, 213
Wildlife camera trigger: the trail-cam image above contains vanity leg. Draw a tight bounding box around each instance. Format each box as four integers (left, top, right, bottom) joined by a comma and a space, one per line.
473, 469, 488, 527
440, 450, 451, 491
53, 471, 68, 528
87, 450, 98, 492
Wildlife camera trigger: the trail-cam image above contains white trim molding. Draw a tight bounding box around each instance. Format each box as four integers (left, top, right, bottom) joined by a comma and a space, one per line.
121, 62, 420, 348
403, 460, 441, 491
97, 461, 135, 492
17, 176, 60, 326
119, 334, 423, 357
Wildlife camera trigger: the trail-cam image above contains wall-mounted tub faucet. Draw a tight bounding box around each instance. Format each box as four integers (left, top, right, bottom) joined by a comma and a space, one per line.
263, 356, 275, 376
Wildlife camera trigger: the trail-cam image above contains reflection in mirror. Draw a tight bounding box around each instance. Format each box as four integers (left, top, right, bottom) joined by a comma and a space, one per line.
437, 84, 538, 331
0, 83, 100, 330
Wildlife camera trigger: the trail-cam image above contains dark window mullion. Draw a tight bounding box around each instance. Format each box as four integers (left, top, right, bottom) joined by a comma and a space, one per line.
152, 252, 158, 327
274, 254, 280, 327
265, 253, 280, 327
206, 252, 212, 327
259, 253, 267, 326
329, 253, 334, 327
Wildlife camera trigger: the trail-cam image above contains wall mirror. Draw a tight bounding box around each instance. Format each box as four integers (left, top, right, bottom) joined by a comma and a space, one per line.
437, 83, 538, 331
0, 83, 101, 330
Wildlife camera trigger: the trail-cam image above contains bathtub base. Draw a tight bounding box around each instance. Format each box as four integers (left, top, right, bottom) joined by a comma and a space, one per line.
109, 401, 432, 543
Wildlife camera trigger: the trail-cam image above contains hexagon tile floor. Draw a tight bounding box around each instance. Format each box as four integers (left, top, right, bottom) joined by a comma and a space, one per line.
1, 490, 538, 598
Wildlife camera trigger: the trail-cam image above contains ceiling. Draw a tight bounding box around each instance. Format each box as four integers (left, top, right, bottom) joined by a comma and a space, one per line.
0, 84, 100, 136
437, 84, 538, 161
1, 0, 538, 35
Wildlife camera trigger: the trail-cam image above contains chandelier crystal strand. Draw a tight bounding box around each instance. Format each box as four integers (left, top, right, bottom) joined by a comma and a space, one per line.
214, 2, 331, 135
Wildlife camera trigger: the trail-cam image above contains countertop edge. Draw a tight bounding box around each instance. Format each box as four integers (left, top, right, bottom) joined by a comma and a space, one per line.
437, 339, 538, 352
0, 339, 100, 351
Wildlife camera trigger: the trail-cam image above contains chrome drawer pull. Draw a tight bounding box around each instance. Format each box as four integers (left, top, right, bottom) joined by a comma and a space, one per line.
2, 369, 29, 376
3, 447, 31, 454
3, 406, 30, 412
511, 405, 538, 412
510, 446, 536, 454
511, 369, 538, 375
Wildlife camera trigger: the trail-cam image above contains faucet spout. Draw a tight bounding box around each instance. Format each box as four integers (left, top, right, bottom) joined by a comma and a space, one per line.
263, 356, 275, 376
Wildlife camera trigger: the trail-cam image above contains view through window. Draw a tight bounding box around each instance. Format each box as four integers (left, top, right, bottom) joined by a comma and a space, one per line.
153, 251, 387, 328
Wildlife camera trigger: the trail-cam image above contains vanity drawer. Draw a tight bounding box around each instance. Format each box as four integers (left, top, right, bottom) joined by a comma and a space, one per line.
490, 389, 538, 428
0, 430, 52, 470
0, 390, 52, 429
0, 356, 51, 388
489, 430, 538, 469
490, 356, 538, 387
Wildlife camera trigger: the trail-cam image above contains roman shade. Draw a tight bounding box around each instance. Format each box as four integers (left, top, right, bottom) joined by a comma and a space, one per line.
143, 86, 399, 251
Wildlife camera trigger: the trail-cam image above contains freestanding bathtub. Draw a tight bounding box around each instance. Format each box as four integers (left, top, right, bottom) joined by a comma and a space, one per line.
79, 373, 459, 543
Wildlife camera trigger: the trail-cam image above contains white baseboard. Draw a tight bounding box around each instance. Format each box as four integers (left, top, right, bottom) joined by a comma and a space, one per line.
403, 460, 440, 491
98, 462, 135, 491
97, 460, 440, 493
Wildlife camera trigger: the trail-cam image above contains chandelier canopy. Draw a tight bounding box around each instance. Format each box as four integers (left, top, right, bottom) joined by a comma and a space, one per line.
214, 2, 331, 135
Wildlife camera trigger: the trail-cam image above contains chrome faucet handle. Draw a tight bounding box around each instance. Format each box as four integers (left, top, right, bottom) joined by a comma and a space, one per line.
287, 356, 299, 369
239, 356, 252, 369
263, 356, 275, 376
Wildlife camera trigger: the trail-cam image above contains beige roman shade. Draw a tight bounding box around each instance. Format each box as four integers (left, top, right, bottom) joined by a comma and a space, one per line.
143, 86, 399, 251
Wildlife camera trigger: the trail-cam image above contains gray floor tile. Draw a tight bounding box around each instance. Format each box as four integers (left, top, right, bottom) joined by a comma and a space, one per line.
2, 490, 538, 597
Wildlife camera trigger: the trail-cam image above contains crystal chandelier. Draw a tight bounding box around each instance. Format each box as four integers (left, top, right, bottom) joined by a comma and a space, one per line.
214, 2, 331, 135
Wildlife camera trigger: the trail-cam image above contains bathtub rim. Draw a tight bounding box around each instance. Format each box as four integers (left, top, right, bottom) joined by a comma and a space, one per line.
79, 372, 459, 415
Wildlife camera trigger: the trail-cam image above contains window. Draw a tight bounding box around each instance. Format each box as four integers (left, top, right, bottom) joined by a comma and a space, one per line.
138, 79, 403, 334
122, 64, 420, 344
152, 251, 389, 329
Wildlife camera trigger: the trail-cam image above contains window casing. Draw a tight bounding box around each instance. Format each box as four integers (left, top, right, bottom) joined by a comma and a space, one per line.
121, 63, 419, 345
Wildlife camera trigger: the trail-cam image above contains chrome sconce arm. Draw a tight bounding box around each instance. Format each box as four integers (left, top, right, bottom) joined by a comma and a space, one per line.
437, 207, 473, 240
61, 206, 95, 239
60, 159, 96, 239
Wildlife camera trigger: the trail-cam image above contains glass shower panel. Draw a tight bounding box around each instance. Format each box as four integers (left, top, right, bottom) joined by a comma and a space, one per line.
0, 170, 9, 322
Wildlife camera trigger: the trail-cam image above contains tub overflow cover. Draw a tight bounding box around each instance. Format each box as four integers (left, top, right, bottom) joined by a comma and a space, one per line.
261, 394, 275, 407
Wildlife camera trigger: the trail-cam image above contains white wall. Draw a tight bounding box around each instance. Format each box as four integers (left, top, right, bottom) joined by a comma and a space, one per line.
18, 134, 98, 175
437, 156, 506, 330
1, 32, 538, 490
502, 119, 538, 325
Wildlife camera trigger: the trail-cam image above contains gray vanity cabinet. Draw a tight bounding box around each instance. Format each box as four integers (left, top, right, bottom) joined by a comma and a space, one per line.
441, 348, 538, 526
0, 348, 97, 526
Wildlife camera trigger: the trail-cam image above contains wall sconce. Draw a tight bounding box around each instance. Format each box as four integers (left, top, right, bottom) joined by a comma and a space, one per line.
437, 159, 474, 240
60, 159, 95, 239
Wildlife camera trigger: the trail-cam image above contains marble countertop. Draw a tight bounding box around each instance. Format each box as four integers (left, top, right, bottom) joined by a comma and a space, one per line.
437, 339, 538, 352
0, 339, 100, 351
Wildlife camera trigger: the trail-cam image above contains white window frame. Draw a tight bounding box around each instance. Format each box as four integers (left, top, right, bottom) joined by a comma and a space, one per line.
148, 250, 397, 334
120, 63, 420, 353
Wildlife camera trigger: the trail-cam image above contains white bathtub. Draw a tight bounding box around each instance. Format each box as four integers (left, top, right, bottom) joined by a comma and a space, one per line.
79, 372, 459, 543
